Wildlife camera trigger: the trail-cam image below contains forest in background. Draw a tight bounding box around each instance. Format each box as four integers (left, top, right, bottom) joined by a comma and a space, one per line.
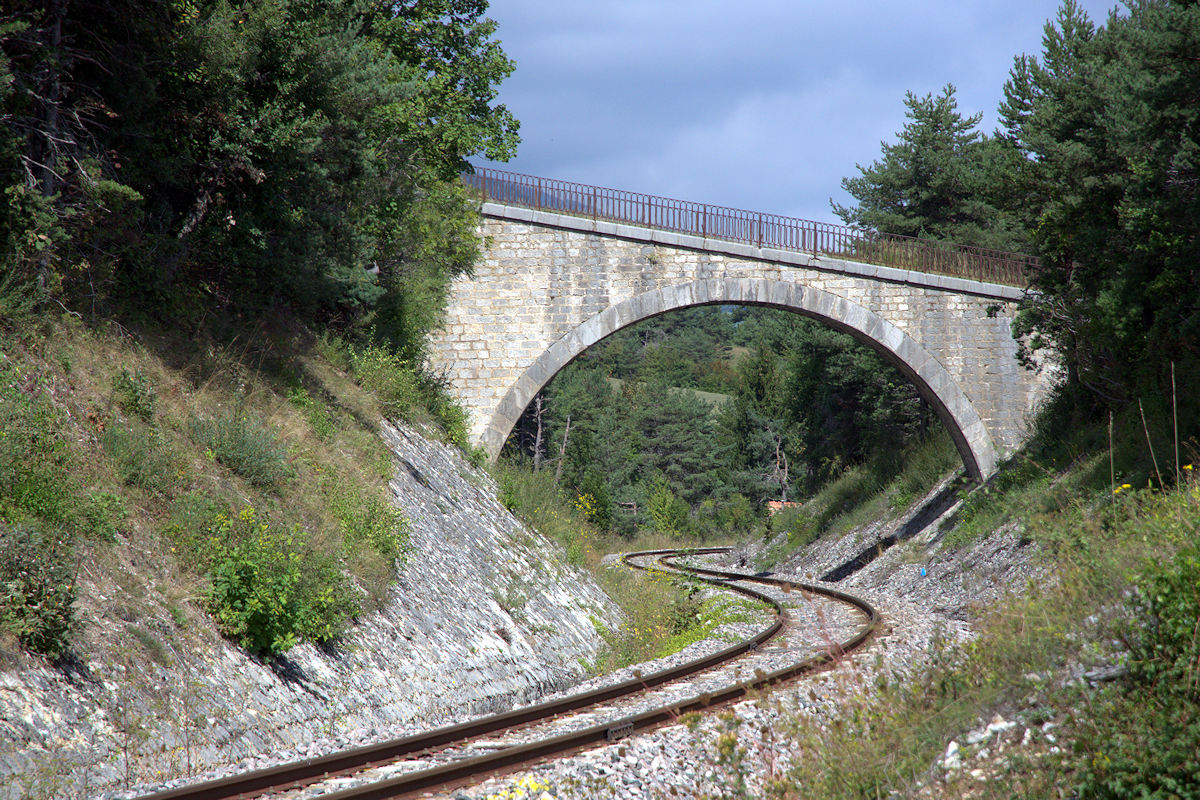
506, 0, 1200, 539
504, 306, 944, 539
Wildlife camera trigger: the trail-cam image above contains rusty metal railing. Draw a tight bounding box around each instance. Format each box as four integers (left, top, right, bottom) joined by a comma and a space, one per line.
462, 167, 1033, 288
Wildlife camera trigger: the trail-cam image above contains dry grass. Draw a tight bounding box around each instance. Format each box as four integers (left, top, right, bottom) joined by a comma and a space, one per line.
1, 314, 411, 661
700, 469, 1200, 799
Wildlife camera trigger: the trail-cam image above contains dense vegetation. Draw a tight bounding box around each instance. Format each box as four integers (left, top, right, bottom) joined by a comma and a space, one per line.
1, 0, 515, 353
0, 0, 517, 659
0, 319, 425, 659
503, 306, 945, 539
837, 0, 1199, 459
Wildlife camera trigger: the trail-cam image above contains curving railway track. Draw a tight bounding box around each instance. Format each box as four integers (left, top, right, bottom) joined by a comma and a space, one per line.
134, 548, 879, 800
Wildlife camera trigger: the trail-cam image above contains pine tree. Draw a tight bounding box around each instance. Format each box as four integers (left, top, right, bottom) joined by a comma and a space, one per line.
1009, 0, 1200, 418
832, 84, 1019, 249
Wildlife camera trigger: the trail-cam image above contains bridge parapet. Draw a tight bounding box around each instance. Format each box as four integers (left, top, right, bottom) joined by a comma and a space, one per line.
463, 168, 1036, 288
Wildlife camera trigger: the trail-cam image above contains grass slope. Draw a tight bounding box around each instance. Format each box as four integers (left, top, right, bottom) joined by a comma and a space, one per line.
702, 407, 1200, 799
0, 315, 431, 662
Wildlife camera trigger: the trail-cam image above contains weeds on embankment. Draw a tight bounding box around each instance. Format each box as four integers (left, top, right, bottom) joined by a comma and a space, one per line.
0, 314, 464, 661
698, 389, 1200, 799
490, 460, 768, 673
743, 478, 1198, 800
490, 423, 961, 675
757, 429, 961, 570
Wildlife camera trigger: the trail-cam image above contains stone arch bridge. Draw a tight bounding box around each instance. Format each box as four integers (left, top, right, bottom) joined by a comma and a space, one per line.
428, 170, 1054, 480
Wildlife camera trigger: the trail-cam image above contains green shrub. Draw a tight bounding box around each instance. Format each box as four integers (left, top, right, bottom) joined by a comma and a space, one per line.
189, 410, 290, 490
335, 335, 472, 446
164, 497, 362, 655
491, 462, 582, 548
1128, 539, 1200, 696
0, 270, 41, 329
102, 420, 178, 492
889, 429, 959, 511
1066, 686, 1200, 799
203, 507, 357, 657
647, 474, 690, 536
772, 504, 818, 549
112, 368, 157, 421
575, 470, 614, 531
162, 491, 228, 566
589, 570, 766, 672
423, 381, 471, 448
0, 525, 76, 658
654, 593, 762, 659
345, 341, 423, 420
497, 472, 519, 511
1061, 534, 1200, 799
719, 493, 758, 536
324, 482, 409, 561
0, 365, 72, 523
79, 491, 126, 542
814, 464, 885, 528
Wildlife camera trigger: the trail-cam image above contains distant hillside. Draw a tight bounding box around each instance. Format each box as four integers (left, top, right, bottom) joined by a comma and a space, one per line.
605, 377, 732, 412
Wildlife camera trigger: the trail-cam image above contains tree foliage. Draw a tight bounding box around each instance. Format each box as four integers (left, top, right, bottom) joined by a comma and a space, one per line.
833, 84, 1027, 251
505, 307, 941, 537
0, 0, 517, 343
1005, 0, 1200, 422
834, 0, 1200, 457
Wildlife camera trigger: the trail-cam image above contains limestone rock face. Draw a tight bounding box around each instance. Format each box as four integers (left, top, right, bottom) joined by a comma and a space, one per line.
0, 420, 617, 799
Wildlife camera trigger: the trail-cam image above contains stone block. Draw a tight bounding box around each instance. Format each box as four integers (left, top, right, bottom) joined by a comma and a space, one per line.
441, 211, 1053, 475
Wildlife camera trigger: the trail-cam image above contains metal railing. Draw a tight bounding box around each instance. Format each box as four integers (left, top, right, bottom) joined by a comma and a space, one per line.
463, 167, 1034, 288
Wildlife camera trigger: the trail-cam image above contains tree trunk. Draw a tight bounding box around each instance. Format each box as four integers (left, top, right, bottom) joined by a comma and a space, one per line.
531, 394, 544, 472
554, 414, 571, 483
775, 437, 789, 503
34, 0, 68, 200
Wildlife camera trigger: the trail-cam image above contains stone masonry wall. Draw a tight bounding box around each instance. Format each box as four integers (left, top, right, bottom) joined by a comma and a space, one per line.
429, 206, 1054, 477
0, 420, 619, 799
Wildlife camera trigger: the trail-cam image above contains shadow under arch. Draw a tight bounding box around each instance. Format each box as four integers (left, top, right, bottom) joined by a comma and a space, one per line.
482, 278, 997, 480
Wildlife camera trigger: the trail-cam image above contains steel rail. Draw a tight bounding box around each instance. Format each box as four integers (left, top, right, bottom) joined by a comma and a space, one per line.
463, 167, 1036, 288
134, 548, 777, 800
134, 548, 876, 800
309, 550, 877, 800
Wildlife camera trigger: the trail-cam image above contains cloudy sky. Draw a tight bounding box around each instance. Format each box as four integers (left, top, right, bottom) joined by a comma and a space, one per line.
478, 0, 1119, 225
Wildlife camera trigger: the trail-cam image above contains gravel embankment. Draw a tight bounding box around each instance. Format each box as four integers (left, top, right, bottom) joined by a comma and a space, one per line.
447, 482, 1047, 800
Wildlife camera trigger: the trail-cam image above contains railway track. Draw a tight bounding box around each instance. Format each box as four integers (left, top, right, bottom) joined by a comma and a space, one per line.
135, 548, 878, 800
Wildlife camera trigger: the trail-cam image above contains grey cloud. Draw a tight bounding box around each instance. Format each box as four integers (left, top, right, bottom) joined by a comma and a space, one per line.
483, 0, 1118, 223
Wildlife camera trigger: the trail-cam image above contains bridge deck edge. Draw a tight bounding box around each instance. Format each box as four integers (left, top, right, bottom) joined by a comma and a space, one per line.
480, 203, 1025, 303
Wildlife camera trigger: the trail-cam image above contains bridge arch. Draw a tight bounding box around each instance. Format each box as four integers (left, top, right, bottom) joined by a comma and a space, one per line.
482, 277, 998, 480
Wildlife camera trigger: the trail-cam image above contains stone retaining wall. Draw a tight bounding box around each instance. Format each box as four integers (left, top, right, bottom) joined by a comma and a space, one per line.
0, 421, 618, 799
